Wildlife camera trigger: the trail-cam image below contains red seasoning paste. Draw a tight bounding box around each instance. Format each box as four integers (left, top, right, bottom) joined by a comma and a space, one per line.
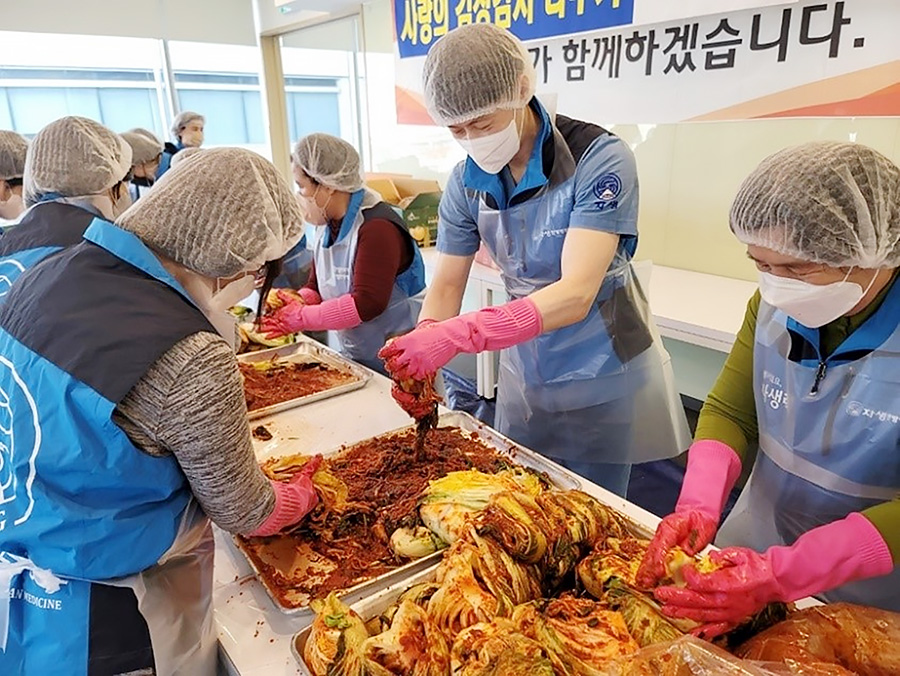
238, 427, 515, 609
239, 359, 358, 411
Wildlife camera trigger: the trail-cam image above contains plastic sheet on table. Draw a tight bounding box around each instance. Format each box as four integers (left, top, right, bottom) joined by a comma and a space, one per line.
440, 368, 495, 426
602, 636, 842, 676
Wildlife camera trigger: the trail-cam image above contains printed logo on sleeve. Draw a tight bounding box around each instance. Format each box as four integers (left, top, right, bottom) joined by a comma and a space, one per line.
593, 173, 622, 211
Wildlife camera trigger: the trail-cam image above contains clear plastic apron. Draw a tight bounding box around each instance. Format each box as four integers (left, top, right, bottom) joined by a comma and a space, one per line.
718, 301, 900, 610
315, 192, 425, 374
0, 501, 217, 675
475, 130, 688, 466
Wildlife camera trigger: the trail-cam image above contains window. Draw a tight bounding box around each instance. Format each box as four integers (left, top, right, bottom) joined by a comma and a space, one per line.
0, 31, 346, 158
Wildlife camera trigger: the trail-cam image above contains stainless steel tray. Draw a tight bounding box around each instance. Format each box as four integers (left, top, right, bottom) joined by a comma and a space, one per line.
235, 411, 584, 617
237, 339, 371, 420
290, 510, 656, 674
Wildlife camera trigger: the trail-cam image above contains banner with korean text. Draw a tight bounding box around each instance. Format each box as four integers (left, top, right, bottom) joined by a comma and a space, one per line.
392, 0, 900, 124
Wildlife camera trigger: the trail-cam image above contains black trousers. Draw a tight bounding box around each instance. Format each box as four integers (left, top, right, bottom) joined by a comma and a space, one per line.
88, 584, 155, 676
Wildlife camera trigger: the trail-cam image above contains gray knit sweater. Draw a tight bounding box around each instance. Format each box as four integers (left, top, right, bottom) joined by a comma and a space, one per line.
112, 331, 275, 534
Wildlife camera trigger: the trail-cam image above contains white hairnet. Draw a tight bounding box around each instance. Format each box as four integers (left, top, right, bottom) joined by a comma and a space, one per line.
731, 141, 900, 269
24, 116, 132, 206
121, 128, 163, 165
0, 131, 28, 181
169, 146, 203, 171
422, 23, 536, 127
291, 133, 364, 193
117, 147, 305, 279
171, 111, 204, 140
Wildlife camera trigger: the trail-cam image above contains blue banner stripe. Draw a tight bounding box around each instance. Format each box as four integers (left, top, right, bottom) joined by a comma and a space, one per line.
395, 0, 636, 59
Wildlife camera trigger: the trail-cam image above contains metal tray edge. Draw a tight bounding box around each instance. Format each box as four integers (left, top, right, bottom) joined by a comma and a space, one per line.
232, 535, 442, 616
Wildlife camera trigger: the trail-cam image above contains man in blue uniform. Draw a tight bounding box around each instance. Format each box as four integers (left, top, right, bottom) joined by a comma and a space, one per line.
381, 24, 689, 495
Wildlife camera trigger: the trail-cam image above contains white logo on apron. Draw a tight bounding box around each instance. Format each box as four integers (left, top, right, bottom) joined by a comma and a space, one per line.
846, 400, 900, 424
0, 357, 41, 531
0, 259, 26, 299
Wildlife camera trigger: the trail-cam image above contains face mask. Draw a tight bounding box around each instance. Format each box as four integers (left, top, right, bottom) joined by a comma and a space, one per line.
210, 274, 255, 314
0, 192, 24, 221
759, 269, 879, 328
457, 111, 522, 174
206, 274, 256, 350
300, 186, 331, 226
182, 131, 203, 148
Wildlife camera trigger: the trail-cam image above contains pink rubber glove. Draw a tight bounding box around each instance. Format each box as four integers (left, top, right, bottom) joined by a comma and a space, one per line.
248, 455, 323, 537
296, 288, 321, 305
655, 513, 894, 638
637, 440, 742, 588
261, 293, 361, 337
378, 298, 543, 380
386, 320, 440, 418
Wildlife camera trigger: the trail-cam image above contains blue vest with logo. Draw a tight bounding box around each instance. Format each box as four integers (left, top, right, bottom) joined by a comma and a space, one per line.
718, 280, 900, 610
453, 104, 687, 465
0, 201, 97, 301
0, 219, 213, 673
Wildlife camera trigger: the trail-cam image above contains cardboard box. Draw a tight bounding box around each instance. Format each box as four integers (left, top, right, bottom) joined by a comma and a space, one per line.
366, 173, 442, 247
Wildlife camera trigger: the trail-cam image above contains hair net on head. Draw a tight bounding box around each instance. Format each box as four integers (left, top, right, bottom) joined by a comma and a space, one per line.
23, 116, 132, 206
291, 133, 364, 193
121, 128, 163, 166
731, 141, 900, 269
0, 131, 28, 181
422, 23, 536, 127
171, 111, 204, 139
117, 147, 305, 279
169, 146, 203, 171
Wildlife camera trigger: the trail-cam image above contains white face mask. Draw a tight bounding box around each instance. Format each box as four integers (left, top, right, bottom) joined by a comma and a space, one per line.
299, 186, 331, 226
210, 274, 255, 314
457, 112, 522, 175
206, 274, 256, 350
758, 269, 878, 328
0, 192, 24, 221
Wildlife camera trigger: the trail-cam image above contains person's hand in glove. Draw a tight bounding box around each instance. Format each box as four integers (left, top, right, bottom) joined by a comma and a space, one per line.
390, 381, 438, 419
654, 513, 893, 639
248, 455, 323, 537
261, 292, 361, 338
378, 298, 543, 381
637, 440, 743, 588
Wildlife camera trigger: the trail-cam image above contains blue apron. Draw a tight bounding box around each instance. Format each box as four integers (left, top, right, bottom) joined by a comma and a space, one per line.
474, 124, 688, 467
0, 201, 98, 301
314, 189, 426, 374
0, 219, 217, 674
718, 285, 900, 610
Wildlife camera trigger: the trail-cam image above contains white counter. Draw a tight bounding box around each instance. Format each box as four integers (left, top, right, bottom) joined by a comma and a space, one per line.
214, 364, 665, 675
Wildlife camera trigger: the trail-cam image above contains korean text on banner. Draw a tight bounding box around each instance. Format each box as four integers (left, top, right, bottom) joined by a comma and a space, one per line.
394, 0, 635, 59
